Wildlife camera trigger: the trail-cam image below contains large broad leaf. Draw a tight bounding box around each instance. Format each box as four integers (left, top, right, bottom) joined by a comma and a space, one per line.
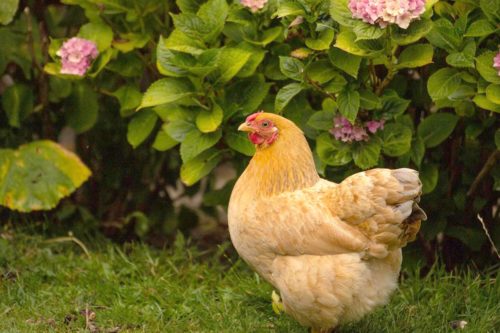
225, 75, 270, 116
0, 140, 91, 212
446, 40, 475, 68
214, 46, 252, 84
152, 129, 179, 151
65, 83, 99, 133
335, 31, 384, 57
476, 51, 500, 84
78, 21, 113, 51
305, 29, 335, 50
138, 78, 196, 109
0, 0, 19, 25
417, 113, 459, 148
392, 18, 433, 46
337, 87, 360, 123
180, 129, 222, 162
396, 44, 434, 69
279, 56, 304, 81
315, 133, 352, 166
329, 0, 356, 27
127, 109, 158, 148
420, 163, 438, 194
425, 18, 461, 53
352, 138, 382, 169
275, 83, 303, 112
328, 48, 361, 78
180, 148, 222, 185
382, 123, 412, 157
485, 84, 500, 105
352, 21, 385, 41
224, 131, 255, 156
464, 19, 496, 37
426, 68, 462, 101
1, 84, 33, 128
306, 60, 339, 84
196, 103, 223, 133
112, 85, 142, 117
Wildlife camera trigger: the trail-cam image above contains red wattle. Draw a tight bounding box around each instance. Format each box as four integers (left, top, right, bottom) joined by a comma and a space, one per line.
249, 132, 265, 145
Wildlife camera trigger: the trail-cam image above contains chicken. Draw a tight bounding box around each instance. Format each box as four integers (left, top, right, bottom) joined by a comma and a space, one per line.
228, 112, 426, 333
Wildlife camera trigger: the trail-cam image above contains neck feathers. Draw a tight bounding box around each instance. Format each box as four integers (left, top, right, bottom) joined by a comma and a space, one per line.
236, 125, 319, 198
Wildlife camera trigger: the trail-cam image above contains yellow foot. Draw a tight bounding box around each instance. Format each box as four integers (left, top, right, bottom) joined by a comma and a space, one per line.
271, 290, 284, 315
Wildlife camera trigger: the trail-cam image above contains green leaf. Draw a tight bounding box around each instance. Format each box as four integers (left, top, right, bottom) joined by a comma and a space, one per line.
0, 0, 19, 25
328, 48, 361, 78
485, 84, 500, 105
378, 90, 410, 119
495, 129, 500, 149
352, 138, 382, 169
65, 83, 98, 134
307, 111, 334, 131
112, 85, 142, 117
224, 131, 255, 156
420, 163, 438, 194
329, 0, 356, 27
337, 88, 360, 123
0, 140, 91, 212
164, 29, 206, 55
1, 84, 33, 128
180, 129, 222, 163
274, 1, 306, 17
464, 19, 496, 37
196, 103, 223, 133
177, 0, 205, 13
78, 21, 113, 51
305, 29, 335, 51
246, 26, 283, 46
425, 18, 461, 53
473, 95, 500, 113
180, 148, 222, 186
279, 56, 304, 81
197, 0, 228, 43
410, 135, 425, 166
138, 78, 195, 110
335, 31, 384, 57
275, 83, 303, 112
306, 60, 339, 84
427, 68, 462, 101
382, 123, 412, 157
215, 46, 252, 83
225, 75, 270, 116
396, 44, 434, 69
417, 113, 459, 148
446, 40, 476, 68
171, 13, 207, 41
152, 129, 179, 151
156, 37, 192, 77
236, 43, 266, 78
480, 0, 500, 23
323, 73, 348, 93
315, 133, 352, 166
112, 33, 149, 53
352, 21, 384, 41
359, 89, 381, 110
392, 18, 433, 45
163, 120, 196, 141
127, 109, 158, 148
476, 51, 500, 84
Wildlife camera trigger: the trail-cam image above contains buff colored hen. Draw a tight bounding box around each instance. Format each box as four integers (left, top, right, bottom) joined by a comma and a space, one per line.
228, 112, 426, 333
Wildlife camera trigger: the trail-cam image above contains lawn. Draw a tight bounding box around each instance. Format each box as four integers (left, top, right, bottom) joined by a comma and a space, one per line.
0, 231, 498, 333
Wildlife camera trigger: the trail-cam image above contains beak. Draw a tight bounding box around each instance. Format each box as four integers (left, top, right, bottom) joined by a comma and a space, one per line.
238, 123, 253, 132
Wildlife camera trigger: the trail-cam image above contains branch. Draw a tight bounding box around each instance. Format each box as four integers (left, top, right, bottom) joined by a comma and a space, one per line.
467, 150, 500, 197
375, 69, 395, 96
306, 77, 336, 101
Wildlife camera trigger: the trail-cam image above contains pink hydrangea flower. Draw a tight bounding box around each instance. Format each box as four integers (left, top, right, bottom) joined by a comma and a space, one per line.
330, 116, 368, 142
330, 116, 385, 142
365, 119, 385, 133
348, 0, 425, 29
494, 51, 500, 76
240, 0, 268, 12
56, 37, 99, 76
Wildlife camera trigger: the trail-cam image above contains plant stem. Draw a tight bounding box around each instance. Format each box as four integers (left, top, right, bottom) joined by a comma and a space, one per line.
467, 150, 500, 197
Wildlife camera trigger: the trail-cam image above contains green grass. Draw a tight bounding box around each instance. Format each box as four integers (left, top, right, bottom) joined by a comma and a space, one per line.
0, 232, 498, 333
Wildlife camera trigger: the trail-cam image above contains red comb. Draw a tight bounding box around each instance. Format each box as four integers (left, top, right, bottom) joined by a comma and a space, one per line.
245, 111, 263, 123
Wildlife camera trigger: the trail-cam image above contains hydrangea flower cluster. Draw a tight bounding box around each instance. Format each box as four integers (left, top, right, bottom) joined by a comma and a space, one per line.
348, 0, 426, 29
330, 116, 385, 143
494, 51, 500, 76
57, 37, 99, 76
240, 0, 268, 12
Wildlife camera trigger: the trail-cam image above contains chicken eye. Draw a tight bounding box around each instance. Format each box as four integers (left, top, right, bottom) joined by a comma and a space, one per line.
261, 121, 270, 128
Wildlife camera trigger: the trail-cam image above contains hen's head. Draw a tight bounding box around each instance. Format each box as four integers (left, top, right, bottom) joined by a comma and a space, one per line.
238, 111, 300, 149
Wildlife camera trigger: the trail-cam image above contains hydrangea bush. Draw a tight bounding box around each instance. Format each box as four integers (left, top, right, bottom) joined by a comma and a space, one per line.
0, 0, 499, 265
